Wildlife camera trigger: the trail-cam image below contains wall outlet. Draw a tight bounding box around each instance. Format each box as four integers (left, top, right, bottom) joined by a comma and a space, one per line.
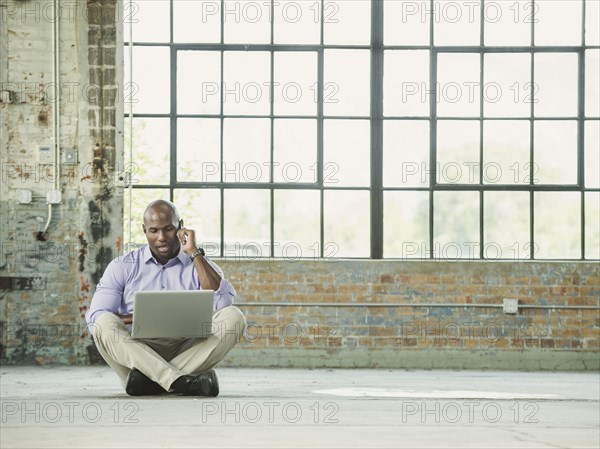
1, 90, 14, 103
503, 298, 519, 314
38, 145, 53, 164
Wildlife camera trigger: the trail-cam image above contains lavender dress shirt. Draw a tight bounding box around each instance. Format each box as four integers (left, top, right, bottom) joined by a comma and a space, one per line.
85, 245, 236, 328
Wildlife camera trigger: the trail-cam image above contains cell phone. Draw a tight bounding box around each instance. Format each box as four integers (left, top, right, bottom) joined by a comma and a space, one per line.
178, 220, 186, 244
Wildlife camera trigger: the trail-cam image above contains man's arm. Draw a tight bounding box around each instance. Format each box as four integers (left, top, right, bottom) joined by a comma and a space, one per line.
178, 226, 221, 290
85, 260, 127, 330
177, 226, 235, 310
191, 252, 222, 291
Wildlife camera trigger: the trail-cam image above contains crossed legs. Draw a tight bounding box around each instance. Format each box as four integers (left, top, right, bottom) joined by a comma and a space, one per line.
91, 306, 246, 392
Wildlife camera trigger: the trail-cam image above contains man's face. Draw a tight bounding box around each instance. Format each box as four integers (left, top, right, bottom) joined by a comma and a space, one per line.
143, 207, 181, 264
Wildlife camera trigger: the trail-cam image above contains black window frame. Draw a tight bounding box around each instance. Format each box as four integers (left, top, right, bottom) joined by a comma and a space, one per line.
124, 0, 600, 261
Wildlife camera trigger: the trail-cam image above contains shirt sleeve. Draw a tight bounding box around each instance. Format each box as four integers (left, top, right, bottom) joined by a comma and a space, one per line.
204, 257, 236, 311
85, 259, 127, 330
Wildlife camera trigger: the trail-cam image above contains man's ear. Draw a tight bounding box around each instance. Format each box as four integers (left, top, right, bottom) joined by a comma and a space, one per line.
142, 224, 147, 234
178, 219, 184, 230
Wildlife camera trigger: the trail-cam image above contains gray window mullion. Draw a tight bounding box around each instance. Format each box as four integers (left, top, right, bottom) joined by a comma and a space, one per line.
371, 0, 384, 259
170, 47, 177, 186
318, 46, 324, 257
578, 47, 586, 258
480, 1, 485, 259
529, 0, 536, 259
428, 0, 436, 260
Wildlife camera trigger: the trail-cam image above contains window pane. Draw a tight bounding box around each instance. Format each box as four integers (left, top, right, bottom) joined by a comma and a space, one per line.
324, 190, 370, 257
534, 53, 578, 117
535, 0, 581, 46
224, 189, 271, 257
586, 50, 600, 117
124, 188, 170, 245
324, 120, 370, 187
173, 0, 220, 43
437, 120, 480, 184
433, 0, 480, 46
274, 52, 317, 116
585, 120, 600, 188
585, 192, 600, 259
484, 0, 531, 46
384, 50, 430, 117
223, 51, 271, 115
223, 0, 270, 44
123, 0, 170, 43
434, 191, 480, 259
384, 0, 430, 45
273, 119, 317, 183
437, 53, 480, 117
177, 119, 221, 183
126, 47, 170, 114
274, 190, 320, 258
324, 0, 370, 45
173, 189, 221, 254
483, 53, 531, 118
383, 120, 430, 188
324, 50, 370, 117
534, 192, 580, 259
274, 0, 321, 44
177, 51, 221, 115
384, 191, 429, 258
534, 120, 577, 184
124, 117, 170, 185
223, 119, 270, 183
484, 192, 530, 260
586, 0, 600, 45
483, 120, 530, 185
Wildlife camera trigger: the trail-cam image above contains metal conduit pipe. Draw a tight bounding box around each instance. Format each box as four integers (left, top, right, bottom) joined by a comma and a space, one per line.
40, 0, 61, 239
237, 302, 599, 310
127, 0, 134, 243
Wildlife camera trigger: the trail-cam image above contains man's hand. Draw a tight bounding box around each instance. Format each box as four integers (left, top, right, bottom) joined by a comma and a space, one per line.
117, 313, 133, 325
177, 226, 197, 256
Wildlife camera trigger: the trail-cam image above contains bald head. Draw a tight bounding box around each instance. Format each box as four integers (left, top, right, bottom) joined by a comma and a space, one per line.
142, 200, 183, 264
143, 200, 180, 227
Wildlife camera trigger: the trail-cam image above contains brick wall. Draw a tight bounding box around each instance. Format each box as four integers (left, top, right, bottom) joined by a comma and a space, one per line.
0, 1, 598, 370
219, 260, 599, 370
0, 0, 122, 364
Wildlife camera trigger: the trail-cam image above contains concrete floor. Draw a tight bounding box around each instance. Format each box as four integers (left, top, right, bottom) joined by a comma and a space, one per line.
0, 367, 598, 448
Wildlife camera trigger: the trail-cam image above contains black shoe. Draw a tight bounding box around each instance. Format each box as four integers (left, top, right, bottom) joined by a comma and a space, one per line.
178, 370, 219, 397
125, 368, 167, 396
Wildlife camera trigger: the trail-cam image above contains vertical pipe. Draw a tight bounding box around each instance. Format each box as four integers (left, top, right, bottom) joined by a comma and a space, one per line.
127, 0, 134, 244
40, 0, 61, 239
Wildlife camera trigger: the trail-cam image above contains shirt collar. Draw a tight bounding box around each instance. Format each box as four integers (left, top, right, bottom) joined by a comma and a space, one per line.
142, 244, 189, 266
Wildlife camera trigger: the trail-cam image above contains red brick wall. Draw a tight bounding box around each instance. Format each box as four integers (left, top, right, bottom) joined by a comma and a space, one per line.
219, 260, 600, 370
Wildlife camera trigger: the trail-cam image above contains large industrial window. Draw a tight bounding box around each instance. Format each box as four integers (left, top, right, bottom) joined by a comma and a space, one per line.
124, 0, 599, 260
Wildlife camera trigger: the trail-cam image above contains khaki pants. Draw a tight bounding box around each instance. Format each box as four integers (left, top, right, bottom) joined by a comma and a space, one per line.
92, 306, 246, 391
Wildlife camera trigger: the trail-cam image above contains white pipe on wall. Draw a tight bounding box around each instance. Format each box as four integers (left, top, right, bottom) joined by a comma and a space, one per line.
127, 0, 134, 244
40, 0, 60, 239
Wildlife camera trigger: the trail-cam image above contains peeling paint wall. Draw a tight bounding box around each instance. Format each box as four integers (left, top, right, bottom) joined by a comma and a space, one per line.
0, 1, 597, 371
0, 0, 122, 364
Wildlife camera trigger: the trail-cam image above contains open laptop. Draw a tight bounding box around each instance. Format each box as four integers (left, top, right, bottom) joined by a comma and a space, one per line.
131, 290, 215, 339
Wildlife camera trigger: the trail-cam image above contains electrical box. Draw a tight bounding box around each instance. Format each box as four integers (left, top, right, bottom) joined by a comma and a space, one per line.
62, 148, 78, 165
16, 189, 32, 204
46, 190, 62, 204
503, 298, 519, 314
